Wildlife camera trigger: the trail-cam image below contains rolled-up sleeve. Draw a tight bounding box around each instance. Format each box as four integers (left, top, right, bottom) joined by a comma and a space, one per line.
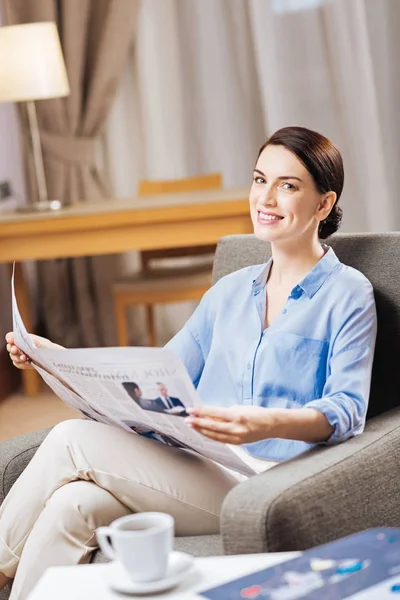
305, 284, 377, 443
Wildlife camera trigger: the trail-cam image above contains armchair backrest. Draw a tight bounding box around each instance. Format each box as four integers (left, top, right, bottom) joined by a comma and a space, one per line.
213, 233, 400, 420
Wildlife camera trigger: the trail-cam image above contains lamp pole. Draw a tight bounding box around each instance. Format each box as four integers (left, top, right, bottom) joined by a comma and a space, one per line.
26, 100, 48, 204
19, 101, 61, 212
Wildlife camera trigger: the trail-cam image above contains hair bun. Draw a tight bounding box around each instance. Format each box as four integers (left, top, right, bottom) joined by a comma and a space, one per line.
319, 204, 343, 239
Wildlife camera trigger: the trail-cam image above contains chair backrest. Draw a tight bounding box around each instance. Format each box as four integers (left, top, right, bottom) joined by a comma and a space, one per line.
138, 173, 222, 268
213, 233, 400, 420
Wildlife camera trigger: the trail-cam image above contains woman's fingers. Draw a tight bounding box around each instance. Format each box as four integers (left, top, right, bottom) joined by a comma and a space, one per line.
10, 350, 29, 363
6, 342, 32, 369
187, 406, 232, 421
10, 355, 31, 369
5, 332, 14, 344
5, 333, 34, 369
186, 416, 243, 434
190, 427, 242, 444
7, 344, 24, 358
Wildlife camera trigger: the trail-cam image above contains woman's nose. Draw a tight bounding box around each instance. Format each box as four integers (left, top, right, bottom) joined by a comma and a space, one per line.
259, 186, 277, 206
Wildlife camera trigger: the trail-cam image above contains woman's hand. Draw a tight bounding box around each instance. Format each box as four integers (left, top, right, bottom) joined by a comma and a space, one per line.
185, 405, 275, 444
186, 404, 334, 445
5, 331, 62, 370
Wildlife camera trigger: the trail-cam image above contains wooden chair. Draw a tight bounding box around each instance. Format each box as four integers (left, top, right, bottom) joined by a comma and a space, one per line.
113, 173, 222, 346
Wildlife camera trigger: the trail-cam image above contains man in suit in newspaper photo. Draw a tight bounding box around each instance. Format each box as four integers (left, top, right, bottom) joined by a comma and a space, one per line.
122, 381, 187, 416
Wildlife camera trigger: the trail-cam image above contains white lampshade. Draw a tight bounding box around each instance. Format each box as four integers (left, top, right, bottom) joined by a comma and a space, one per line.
0, 22, 70, 102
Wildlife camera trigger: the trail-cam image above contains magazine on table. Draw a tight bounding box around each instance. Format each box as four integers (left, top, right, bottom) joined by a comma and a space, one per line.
11, 266, 255, 477
199, 528, 400, 600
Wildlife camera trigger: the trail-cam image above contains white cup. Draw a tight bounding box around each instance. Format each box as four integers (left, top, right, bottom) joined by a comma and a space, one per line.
96, 512, 174, 582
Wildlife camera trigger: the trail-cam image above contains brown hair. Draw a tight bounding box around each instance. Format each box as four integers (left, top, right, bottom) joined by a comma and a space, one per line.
258, 126, 344, 239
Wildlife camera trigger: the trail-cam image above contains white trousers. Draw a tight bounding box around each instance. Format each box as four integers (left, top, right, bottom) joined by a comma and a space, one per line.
0, 419, 249, 600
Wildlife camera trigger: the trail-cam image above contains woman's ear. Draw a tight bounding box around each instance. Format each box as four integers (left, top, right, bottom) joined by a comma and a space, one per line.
317, 191, 337, 220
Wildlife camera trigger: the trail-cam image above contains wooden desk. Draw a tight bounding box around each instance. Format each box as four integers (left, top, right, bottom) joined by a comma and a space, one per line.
0, 187, 252, 395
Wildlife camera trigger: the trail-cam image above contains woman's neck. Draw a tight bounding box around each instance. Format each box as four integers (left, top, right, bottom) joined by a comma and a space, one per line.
268, 238, 325, 287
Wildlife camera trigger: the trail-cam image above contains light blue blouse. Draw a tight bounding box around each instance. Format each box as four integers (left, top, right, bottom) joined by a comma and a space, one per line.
166, 247, 377, 462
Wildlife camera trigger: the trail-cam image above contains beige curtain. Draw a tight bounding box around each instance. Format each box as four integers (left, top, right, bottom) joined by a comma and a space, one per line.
4, 0, 139, 347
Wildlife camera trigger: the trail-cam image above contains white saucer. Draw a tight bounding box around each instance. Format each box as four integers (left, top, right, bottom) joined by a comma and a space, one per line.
104, 551, 195, 594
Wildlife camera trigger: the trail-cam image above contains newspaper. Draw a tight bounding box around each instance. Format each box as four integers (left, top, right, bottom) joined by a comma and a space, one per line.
11, 267, 256, 477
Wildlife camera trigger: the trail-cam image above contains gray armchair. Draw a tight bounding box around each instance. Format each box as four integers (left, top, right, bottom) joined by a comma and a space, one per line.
1, 232, 400, 600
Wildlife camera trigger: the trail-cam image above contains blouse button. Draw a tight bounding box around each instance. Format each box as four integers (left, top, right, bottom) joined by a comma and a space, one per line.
282, 309, 287, 314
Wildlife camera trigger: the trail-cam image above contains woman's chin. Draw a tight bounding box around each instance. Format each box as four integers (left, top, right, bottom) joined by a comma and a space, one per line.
253, 224, 285, 243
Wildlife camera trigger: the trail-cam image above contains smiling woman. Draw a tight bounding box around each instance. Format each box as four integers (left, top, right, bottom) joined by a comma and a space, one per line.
0, 126, 377, 599
178, 126, 376, 455
250, 126, 344, 244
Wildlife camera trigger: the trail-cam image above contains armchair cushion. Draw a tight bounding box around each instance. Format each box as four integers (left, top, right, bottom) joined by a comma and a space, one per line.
221, 407, 400, 554
0, 429, 51, 504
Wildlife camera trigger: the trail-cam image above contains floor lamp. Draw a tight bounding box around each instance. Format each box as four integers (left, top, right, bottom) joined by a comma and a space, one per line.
0, 22, 70, 212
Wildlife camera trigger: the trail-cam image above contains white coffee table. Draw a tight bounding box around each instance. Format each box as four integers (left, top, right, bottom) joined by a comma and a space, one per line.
27, 552, 300, 599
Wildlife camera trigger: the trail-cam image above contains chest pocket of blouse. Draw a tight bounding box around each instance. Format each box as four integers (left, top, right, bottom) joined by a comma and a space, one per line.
259, 331, 329, 404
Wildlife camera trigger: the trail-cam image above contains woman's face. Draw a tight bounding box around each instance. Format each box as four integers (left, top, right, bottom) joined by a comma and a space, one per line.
249, 144, 335, 245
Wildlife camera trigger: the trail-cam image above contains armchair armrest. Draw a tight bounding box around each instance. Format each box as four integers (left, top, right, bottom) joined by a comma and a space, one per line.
221, 408, 400, 554
0, 429, 51, 504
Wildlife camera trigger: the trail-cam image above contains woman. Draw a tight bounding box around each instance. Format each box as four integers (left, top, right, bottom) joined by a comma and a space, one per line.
1, 126, 377, 599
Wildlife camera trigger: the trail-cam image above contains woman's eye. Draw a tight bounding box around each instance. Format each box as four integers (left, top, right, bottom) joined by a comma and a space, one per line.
254, 176, 266, 184
282, 182, 295, 190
